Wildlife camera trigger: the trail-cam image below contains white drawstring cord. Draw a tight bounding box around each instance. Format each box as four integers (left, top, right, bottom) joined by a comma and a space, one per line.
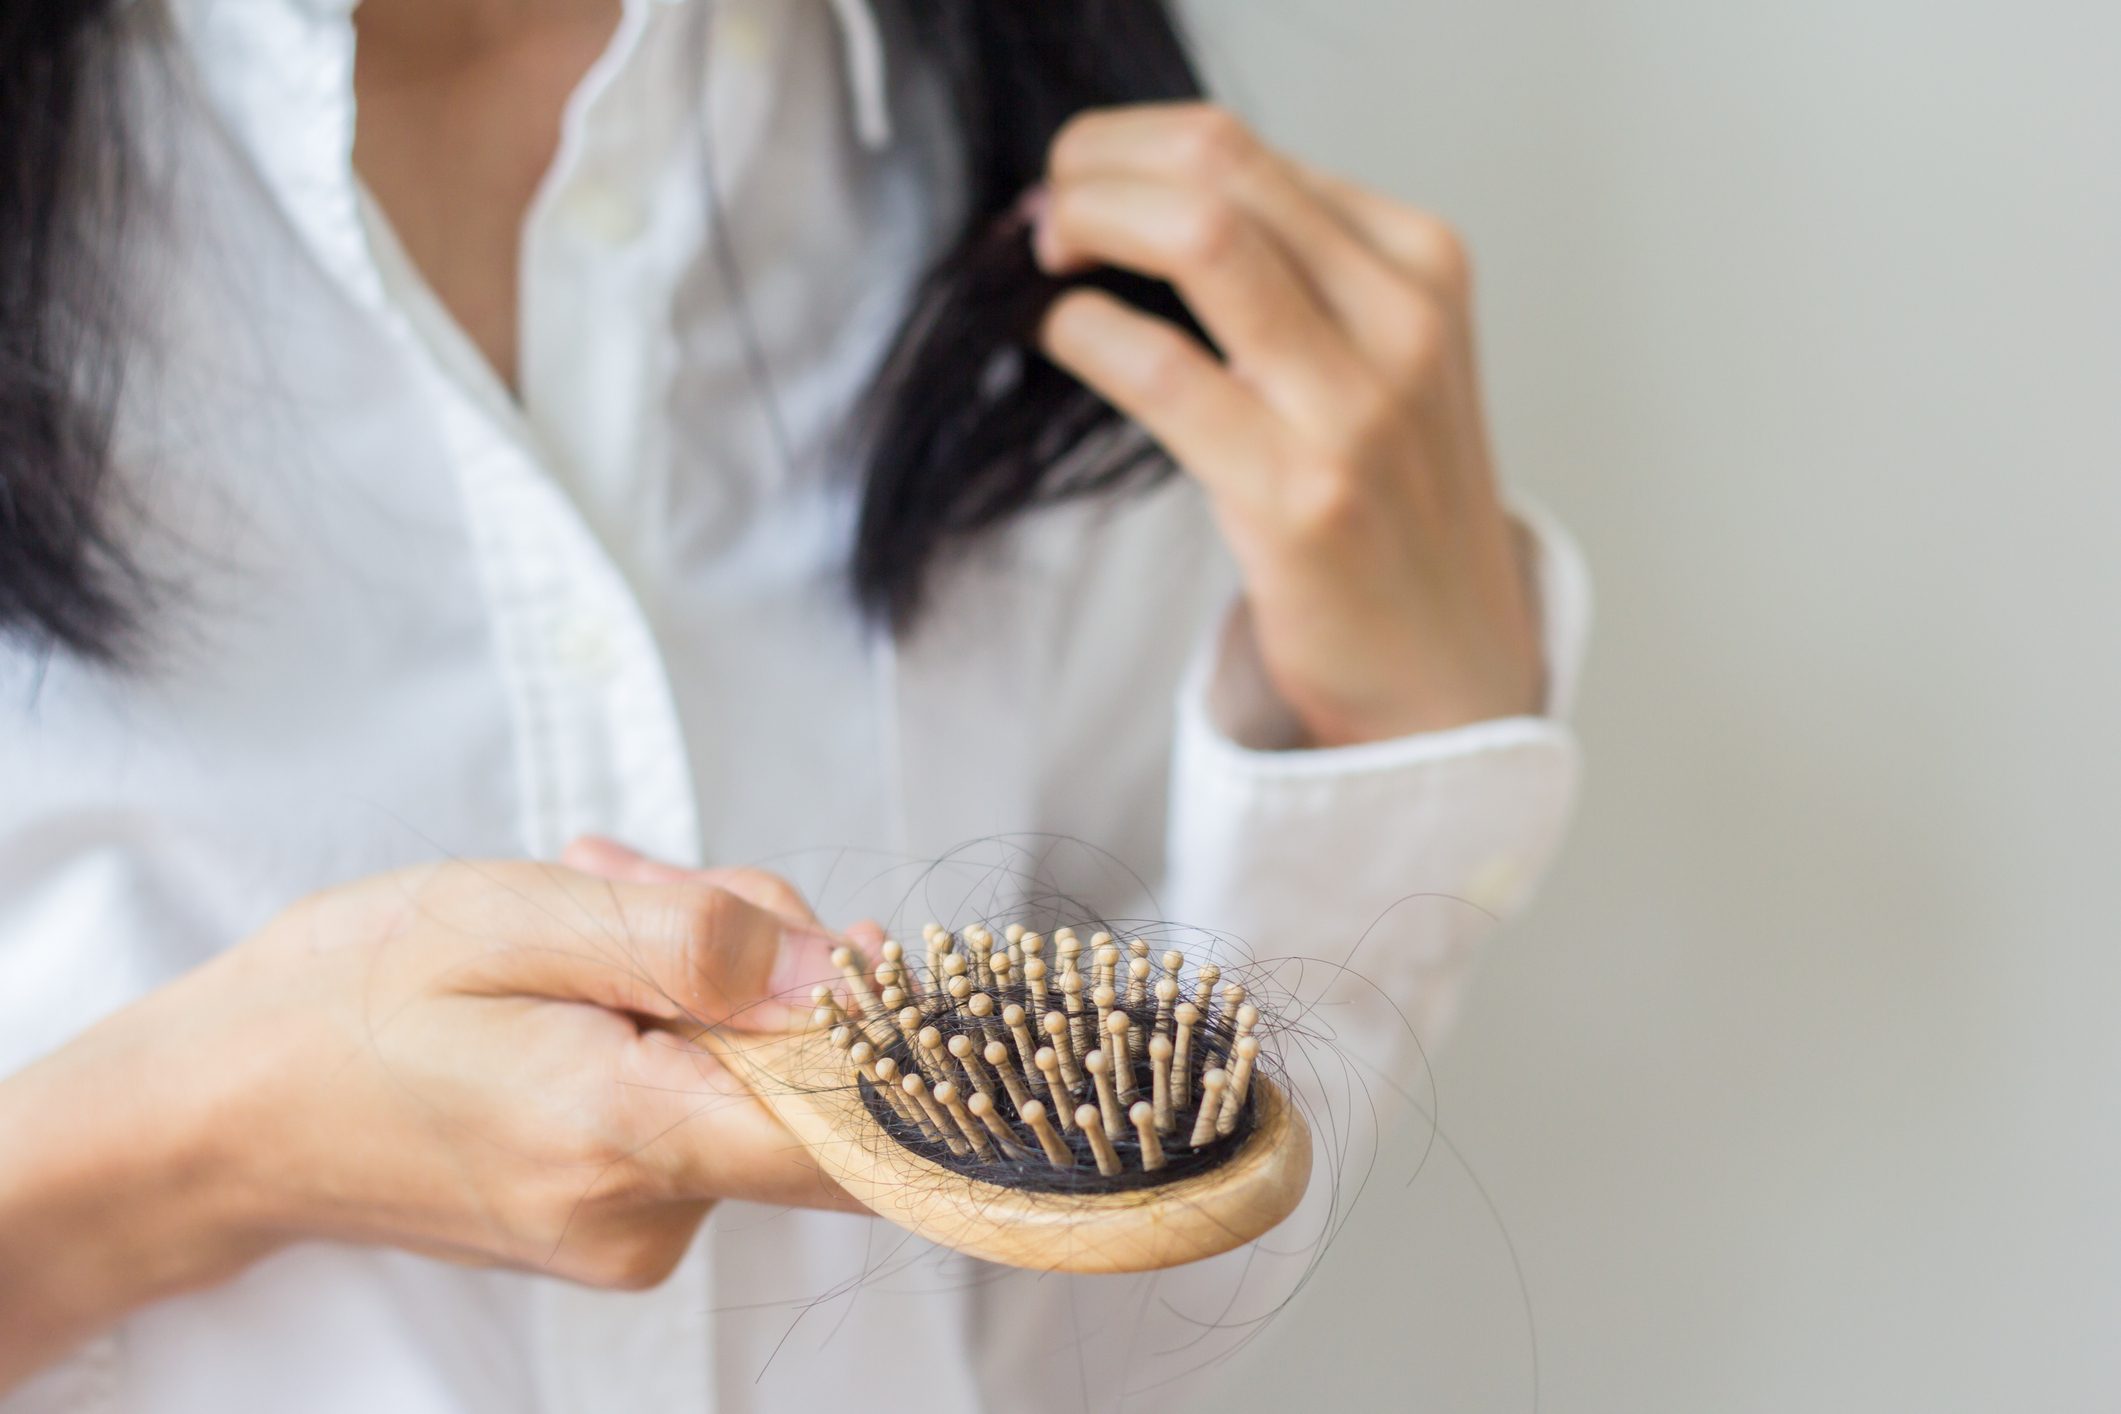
825, 0, 894, 150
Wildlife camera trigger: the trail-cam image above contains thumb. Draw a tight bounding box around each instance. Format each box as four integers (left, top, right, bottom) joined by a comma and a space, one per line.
405, 862, 803, 1032
558, 841, 837, 1029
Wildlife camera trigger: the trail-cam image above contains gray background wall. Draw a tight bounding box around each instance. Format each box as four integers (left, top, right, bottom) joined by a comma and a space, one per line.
1186, 2, 2121, 1409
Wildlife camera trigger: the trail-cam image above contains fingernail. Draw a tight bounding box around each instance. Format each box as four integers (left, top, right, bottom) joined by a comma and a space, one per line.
561, 834, 624, 867
564, 835, 698, 884
1015, 182, 1052, 227
1017, 185, 1063, 271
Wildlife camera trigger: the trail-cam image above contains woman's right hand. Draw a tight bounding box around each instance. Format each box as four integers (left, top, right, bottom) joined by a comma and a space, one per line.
0, 856, 859, 1389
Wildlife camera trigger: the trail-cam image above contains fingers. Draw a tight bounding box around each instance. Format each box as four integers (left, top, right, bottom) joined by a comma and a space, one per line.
588, 876, 794, 1030
1051, 106, 1390, 326
691, 866, 825, 933
1046, 103, 1469, 389
1054, 104, 1472, 298
561, 841, 831, 946
1040, 288, 1276, 506
560, 842, 840, 1027
562, 835, 691, 884
388, 862, 817, 1031
1035, 174, 1370, 432
1294, 165, 1476, 300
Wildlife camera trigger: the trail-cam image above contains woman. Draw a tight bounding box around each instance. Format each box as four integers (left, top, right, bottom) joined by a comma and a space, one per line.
0, 1, 1587, 1410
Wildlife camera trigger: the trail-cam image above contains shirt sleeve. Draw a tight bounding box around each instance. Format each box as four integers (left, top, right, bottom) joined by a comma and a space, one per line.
1091, 497, 1590, 1390
1163, 493, 1588, 1044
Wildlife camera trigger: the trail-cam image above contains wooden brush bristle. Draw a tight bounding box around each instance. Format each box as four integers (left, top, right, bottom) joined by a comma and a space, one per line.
817, 925, 1272, 1192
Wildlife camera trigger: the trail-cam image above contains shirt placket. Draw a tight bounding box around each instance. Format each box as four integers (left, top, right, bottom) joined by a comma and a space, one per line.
507, 6, 788, 1411
174, 3, 884, 1409
203, 7, 713, 1398
519, 0, 790, 550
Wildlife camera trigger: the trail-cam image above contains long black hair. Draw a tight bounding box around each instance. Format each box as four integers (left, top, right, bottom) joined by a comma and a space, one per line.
0, 1, 1205, 662
1, 3, 144, 662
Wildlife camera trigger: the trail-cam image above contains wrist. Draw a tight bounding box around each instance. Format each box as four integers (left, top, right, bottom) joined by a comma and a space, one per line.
1264, 635, 1545, 748
0, 990, 281, 1381
1251, 528, 1550, 748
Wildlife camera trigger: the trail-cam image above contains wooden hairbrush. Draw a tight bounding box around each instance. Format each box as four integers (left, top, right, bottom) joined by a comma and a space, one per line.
694, 923, 1311, 1274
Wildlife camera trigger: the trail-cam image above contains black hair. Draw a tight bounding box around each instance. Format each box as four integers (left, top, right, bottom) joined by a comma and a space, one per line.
0, 3, 145, 662
855, 3, 1206, 631
0, 1, 1205, 662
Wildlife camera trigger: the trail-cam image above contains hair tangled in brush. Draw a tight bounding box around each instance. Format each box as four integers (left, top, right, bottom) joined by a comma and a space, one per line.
830, 924, 1268, 1196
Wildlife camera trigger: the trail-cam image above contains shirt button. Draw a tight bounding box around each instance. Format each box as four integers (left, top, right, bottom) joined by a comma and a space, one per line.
549, 608, 619, 679
558, 182, 645, 246
722, 11, 769, 62
1466, 855, 1525, 915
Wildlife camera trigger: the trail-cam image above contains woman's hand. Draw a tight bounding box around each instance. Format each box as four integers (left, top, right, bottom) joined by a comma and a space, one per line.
1035, 103, 1546, 747
0, 849, 855, 1389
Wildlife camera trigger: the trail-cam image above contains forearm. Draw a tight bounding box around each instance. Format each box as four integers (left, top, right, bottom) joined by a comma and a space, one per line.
0, 856, 865, 1393
0, 1009, 270, 1393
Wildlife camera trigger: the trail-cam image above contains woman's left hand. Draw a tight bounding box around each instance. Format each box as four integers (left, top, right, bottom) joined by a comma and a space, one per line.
1036, 103, 1546, 747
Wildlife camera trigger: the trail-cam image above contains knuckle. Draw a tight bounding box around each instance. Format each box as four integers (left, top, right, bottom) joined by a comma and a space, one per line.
1341, 374, 1407, 445
1286, 464, 1367, 541
695, 883, 753, 935
1133, 327, 1199, 402
666, 886, 749, 1000
1172, 194, 1245, 269
1044, 184, 1088, 241
509, 1178, 600, 1256
599, 1119, 657, 1176
679, 883, 790, 1015
544, 1100, 635, 1174
699, 866, 813, 925
528, 1127, 667, 1213
1173, 104, 1258, 180
584, 1233, 687, 1292
1049, 109, 1101, 170
1405, 213, 1475, 295
674, 884, 732, 950
755, 876, 810, 922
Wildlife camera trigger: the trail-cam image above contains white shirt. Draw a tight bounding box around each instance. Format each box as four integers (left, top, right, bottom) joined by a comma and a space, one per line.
0, 1, 1589, 1409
